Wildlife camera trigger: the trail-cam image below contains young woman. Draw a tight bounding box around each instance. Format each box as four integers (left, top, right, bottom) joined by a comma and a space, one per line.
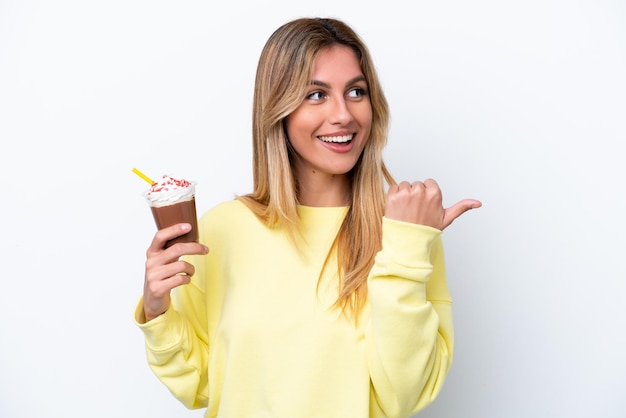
135, 17, 481, 418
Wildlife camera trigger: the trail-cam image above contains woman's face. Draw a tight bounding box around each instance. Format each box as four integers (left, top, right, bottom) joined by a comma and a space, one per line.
285, 45, 372, 181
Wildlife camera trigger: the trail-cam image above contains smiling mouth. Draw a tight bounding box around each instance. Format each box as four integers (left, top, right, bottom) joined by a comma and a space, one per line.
318, 134, 354, 143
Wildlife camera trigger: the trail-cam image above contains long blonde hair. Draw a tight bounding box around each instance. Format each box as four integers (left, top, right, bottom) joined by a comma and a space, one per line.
238, 17, 395, 316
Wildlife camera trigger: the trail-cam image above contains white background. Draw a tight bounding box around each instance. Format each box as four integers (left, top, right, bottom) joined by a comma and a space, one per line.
1, 1, 625, 417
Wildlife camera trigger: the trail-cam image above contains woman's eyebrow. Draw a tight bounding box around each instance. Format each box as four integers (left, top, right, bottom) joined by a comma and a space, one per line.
309, 75, 366, 89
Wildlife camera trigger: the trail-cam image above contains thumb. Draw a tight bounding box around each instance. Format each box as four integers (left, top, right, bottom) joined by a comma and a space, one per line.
442, 199, 482, 229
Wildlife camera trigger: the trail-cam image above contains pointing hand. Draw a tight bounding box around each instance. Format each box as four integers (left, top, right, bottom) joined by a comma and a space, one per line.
384, 179, 481, 230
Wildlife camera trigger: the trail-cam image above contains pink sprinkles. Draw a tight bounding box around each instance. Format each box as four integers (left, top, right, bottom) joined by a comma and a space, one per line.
149, 174, 191, 193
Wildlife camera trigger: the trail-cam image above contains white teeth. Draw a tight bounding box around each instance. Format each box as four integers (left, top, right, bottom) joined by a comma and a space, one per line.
319, 134, 353, 143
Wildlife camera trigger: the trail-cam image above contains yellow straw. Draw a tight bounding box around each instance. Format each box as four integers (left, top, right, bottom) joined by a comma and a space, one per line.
132, 167, 155, 185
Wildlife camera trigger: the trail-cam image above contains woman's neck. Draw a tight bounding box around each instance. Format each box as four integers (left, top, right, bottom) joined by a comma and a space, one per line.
296, 172, 350, 207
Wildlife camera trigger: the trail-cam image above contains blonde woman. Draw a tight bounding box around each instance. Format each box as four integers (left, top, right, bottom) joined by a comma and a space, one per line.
136, 17, 481, 418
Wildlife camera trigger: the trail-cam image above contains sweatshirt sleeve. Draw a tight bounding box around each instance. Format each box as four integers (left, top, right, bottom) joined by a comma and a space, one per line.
366, 216, 453, 418
133, 257, 210, 410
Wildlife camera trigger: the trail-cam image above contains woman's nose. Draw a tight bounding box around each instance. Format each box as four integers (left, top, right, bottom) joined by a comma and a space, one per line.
328, 96, 354, 125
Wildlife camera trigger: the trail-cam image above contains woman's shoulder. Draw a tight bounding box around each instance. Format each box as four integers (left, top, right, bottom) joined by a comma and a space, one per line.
200, 198, 251, 221
198, 198, 264, 241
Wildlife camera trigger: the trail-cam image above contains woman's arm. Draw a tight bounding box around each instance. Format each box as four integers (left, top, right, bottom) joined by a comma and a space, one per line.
134, 221, 211, 409
366, 218, 453, 418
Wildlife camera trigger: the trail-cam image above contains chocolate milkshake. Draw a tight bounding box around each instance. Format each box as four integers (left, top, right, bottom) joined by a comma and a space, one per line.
144, 174, 198, 248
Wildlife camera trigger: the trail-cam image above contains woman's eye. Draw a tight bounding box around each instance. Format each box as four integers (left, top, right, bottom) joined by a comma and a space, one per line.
307, 91, 324, 101
348, 87, 367, 98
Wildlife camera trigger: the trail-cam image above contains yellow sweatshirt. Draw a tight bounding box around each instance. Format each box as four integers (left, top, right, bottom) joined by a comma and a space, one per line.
134, 199, 453, 418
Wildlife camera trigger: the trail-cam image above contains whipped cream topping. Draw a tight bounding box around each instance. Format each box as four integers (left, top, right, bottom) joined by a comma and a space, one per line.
144, 174, 196, 206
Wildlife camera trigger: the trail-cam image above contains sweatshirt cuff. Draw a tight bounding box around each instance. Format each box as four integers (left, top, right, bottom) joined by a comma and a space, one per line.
369, 218, 442, 307
133, 297, 185, 350
381, 216, 441, 263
